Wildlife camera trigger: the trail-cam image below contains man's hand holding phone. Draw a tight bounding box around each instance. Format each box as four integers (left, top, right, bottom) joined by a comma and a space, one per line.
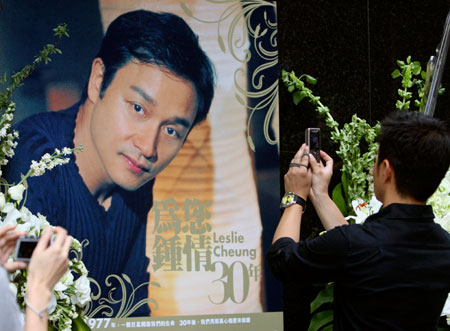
309, 149, 334, 202
284, 143, 312, 201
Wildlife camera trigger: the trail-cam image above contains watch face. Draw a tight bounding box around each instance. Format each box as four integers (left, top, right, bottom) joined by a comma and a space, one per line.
281, 193, 295, 208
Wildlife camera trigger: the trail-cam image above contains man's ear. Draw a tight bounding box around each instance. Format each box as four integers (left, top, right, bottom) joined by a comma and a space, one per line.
381, 158, 394, 183
87, 58, 104, 104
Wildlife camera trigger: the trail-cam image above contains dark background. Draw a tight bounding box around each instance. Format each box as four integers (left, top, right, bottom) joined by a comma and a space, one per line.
277, 1, 450, 329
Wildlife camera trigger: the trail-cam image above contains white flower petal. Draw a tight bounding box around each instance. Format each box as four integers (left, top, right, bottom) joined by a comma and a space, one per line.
8, 184, 25, 201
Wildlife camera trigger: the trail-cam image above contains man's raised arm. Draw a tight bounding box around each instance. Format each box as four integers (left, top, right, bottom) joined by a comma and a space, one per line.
309, 150, 348, 230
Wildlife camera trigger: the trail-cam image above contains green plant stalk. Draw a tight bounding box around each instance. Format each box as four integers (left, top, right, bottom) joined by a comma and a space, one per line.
282, 69, 379, 211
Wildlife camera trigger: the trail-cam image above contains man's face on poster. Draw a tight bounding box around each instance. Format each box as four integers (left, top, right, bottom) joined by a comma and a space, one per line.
89, 60, 197, 191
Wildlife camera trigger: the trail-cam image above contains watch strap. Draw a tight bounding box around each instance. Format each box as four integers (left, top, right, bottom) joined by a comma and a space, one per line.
281, 192, 306, 212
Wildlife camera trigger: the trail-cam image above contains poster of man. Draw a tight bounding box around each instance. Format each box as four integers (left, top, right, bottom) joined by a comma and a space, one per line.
0, 0, 280, 322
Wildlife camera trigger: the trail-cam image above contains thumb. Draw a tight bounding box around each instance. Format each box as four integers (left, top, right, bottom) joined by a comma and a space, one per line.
309, 152, 320, 172
33, 227, 52, 254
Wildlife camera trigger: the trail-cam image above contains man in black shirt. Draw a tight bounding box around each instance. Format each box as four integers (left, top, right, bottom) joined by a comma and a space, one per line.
267, 111, 450, 330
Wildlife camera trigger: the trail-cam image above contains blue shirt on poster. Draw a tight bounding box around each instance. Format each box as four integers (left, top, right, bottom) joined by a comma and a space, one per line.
5, 102, 154, 317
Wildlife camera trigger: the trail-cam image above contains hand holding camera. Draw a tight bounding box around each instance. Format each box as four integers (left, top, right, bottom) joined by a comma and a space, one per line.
26, 227, 72, 292
0, 225, 27, 272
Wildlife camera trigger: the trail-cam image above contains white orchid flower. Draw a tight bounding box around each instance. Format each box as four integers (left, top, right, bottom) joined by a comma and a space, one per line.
0, 192, 5, 210
3, 205, 22, 226
8, 184, 25, 201
48, 293, 57, 315
72, 275, 91, 306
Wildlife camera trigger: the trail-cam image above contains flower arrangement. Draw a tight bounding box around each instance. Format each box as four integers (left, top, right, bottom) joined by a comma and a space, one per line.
1, 146, 90, 331
281, 70, 380, 215
0, 22, 92, 331
282, 56, 450, 330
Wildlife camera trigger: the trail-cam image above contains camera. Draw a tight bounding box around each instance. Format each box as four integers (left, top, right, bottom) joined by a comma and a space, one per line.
14, 235, 54, 262
305, 128, 321, 163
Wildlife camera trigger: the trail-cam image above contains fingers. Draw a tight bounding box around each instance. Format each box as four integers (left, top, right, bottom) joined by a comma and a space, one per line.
33, 227, 52, 253
290, 144, 311, 170
62, 234, 72, 256
0, 225, 17, 238
4, 260, 27, 272
320, 150, 334, 169
292, 143, 309, 161
51, 226, 68, 248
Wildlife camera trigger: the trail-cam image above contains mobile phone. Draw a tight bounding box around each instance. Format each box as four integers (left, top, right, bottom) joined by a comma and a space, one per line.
14, 235, 53, 262
305, 128, 321, 163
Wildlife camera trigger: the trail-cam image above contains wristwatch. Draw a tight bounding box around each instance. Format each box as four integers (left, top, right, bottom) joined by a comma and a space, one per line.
280, 192, 306, 212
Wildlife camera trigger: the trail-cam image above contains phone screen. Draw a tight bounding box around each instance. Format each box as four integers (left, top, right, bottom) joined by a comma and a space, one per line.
306, 128, 321, 162
310, 131, 320, 150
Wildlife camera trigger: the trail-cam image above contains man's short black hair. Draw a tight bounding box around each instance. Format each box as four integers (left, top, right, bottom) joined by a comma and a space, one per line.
81, 10, 215, 126
377, 111, 450, 202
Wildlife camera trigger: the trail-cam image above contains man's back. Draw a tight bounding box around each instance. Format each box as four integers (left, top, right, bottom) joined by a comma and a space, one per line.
268, 203, 450, 330
334, 203, 450, 330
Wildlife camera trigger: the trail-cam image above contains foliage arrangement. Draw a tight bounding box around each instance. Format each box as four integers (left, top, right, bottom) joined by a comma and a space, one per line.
281, 70, 380, 216
391, 55, 445, 112
0, 23, 92, 331
282, 56, 450, 330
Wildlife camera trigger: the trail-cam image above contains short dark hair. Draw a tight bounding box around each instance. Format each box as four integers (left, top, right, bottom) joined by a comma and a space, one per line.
377, 111, 450, 202
81, 10, 215, 126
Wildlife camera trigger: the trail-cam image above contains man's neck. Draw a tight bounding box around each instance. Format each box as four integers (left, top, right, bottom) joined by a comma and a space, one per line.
382, 189, 426, 207
73, 101, 116, 206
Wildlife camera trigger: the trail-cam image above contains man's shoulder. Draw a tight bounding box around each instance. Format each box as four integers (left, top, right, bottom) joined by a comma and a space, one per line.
5, 104, 79, 184
15, 104, 78, 140
321, 222, 382, 250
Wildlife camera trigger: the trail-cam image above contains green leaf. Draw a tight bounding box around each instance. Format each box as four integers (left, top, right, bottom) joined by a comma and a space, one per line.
412, 62, 421, 75
308, 309, 334, 331
288, 85, 295, 93
406, 55, 411, 64
72, 316, 91, 331
332, 183, 348, 216
20, 174, 28, 189
311, 285, 334, 313
391, 69, 401, 79
305, 74, 318, 85
421, 70, 427, 80
293, 91, 306, 105
396, 60, 405, 67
